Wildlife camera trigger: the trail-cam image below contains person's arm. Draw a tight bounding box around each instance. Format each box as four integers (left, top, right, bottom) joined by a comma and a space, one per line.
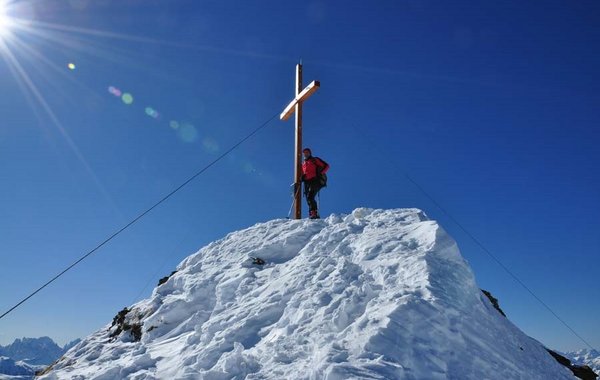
301, 161, 307, 181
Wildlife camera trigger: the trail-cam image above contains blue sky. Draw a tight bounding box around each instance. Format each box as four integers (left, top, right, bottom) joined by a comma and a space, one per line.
0, 0, 598, 352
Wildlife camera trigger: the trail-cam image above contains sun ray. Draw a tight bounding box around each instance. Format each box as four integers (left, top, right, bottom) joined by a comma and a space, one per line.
1, 38, 45, 123
12, 20, 132, 61
13, 15, 293, 63
1, 30, 123, 219
10, 20, 160, 78
10, 35, 82, 81
7, 33, 107, 103
0, 1, 290, 223
21, 18, 168, 45
0, 0, 12, 39
2, 42, 87, 165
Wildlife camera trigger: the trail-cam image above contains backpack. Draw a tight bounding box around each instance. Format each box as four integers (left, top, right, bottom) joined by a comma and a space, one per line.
313, 157, 329, 188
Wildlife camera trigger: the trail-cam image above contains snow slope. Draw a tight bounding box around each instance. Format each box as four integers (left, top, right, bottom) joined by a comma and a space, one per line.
39, 208, 576, 379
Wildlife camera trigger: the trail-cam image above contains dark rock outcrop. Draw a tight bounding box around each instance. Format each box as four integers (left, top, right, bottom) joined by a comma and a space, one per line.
481, 289, 507, 317
481, 290, 597, 380
547, 349, 598, 380
109, 307, 143, 342
158, 270, 178, 286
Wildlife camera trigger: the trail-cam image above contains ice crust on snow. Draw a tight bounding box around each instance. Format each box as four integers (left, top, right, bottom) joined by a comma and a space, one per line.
39, 208, 576, 379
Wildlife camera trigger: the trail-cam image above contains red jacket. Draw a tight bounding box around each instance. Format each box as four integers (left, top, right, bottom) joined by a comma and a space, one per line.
302, 156, 329, 181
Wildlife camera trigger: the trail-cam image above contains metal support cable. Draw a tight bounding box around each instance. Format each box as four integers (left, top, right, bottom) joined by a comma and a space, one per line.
0, 111, 279, 321
347, 122, 596, 351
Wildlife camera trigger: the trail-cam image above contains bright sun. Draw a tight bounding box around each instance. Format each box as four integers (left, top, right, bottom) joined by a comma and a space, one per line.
0, 1, 12, 39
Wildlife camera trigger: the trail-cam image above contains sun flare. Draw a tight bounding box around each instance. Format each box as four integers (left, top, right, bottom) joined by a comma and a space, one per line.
0, 1, 12, 39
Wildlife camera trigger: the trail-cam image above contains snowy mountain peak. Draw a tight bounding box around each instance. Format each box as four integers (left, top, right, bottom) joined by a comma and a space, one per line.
0, 337, 71, 367
40, 208, 577, 379
0, 356, 38, 377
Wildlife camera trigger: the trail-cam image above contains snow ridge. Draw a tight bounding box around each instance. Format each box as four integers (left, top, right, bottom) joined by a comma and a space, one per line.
39, 208, 575, 380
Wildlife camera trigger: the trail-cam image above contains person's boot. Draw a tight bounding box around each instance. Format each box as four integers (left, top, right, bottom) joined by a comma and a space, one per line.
309, 210, 320, 219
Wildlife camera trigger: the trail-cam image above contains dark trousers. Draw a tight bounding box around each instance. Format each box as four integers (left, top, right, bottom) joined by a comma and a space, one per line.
304, 179, 321, 214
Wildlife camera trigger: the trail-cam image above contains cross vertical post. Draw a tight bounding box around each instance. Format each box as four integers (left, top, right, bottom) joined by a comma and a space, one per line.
294, 64, 303, 220
280, 63, 320, 219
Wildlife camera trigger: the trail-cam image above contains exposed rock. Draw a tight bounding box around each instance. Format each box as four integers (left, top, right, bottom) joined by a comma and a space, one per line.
481, 289, 506, 317
547, 349, 598, 380
157, 270, 178, 287
108, 307, 143, 342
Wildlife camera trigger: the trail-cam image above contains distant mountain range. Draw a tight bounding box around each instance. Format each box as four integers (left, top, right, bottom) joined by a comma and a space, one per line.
566, 349, 600, 376
0, 337, 80, 379
0, 356, 40, 379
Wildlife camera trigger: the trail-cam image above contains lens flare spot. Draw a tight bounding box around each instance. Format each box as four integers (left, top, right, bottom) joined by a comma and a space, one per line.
169, 120, 180, 129
144, 107, 159, 119
242, 162, 256, 174
108, 86, 122, 97
121, 93, 134, 105
202, 137, 220, 154
67, 63, 76, 70
177, 123, 198, 143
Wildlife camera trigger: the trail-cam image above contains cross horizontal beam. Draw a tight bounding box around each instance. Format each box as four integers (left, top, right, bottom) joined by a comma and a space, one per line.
280, 80, 320, 121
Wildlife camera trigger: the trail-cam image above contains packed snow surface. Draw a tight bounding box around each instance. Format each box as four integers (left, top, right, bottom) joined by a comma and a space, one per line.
39, 208, 575, 379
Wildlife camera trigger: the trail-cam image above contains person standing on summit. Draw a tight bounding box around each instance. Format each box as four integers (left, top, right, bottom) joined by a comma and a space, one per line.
301, 148, 329, 219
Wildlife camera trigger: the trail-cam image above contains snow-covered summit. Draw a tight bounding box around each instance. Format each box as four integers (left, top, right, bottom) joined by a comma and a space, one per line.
39, 208, 576, 379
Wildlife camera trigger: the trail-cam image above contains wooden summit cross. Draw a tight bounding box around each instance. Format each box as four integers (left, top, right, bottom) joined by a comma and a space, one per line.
280, 63, 320, 219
